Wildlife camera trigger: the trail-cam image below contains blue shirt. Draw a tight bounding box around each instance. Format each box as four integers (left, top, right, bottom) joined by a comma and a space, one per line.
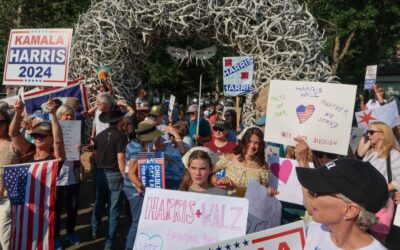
164, 142, 186, 181
124, 141, 144, 188
188, 117, 211, 146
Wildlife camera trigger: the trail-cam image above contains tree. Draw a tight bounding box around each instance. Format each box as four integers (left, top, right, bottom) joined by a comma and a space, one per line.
300, 0, 400, 86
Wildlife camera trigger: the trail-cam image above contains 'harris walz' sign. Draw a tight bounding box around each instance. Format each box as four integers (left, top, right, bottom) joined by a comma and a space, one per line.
138, 152, 165, 189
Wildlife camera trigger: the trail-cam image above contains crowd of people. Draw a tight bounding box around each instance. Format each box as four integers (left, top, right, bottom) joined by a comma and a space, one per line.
0, 83, 399, 250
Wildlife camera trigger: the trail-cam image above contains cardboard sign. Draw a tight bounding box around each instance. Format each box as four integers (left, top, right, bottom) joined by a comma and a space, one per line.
364, 65, 377, 90
59, 120, 81, 161
3, 29, 73, 87
245, 180, 281, 233
269, 156, 313, 206
355, 100, 400, 129
223, 56, 254, 96
265, 80, 357, 155
138, 152, 166, 189
134, 188, 249, 250
191, 221, 305, 250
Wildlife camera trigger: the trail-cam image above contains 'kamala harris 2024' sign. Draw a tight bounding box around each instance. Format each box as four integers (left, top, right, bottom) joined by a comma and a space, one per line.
3, 29, 72, 87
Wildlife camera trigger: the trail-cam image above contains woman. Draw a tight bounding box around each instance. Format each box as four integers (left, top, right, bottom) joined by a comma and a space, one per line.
223, 110, 238, 142
213, 127, 272, 197
135, 88, 149, 111
0, 109, 18, 250
54, 104, 81, 245
356, 121, 400, 243
360, 85, 387, 111
180, 147, 227, 196
204, 121, 236, 156
124, 120, 162, 249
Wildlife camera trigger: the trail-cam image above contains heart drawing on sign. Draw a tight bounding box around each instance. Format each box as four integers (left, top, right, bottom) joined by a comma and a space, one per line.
134, 233, 163, 250
296, 105, 315, 124
270, 160, 293, 184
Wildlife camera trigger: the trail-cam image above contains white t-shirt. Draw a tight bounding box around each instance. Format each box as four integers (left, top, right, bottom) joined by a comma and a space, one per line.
365, 99, 387, 110
93, 109, 109, 136
305, 222, 387, 250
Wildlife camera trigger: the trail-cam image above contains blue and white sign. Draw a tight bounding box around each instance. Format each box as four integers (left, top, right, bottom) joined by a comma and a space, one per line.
138, 152, 166, 189
223, 56, 254, 96
364, 65, 377, 90
3, 29, 73, 87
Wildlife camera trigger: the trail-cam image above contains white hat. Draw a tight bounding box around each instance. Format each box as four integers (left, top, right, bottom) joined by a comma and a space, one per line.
182, 147, 220, 169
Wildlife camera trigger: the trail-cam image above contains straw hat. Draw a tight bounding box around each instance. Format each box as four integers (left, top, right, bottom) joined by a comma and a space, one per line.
136, 120, 163, 142
181, 146, 220, 169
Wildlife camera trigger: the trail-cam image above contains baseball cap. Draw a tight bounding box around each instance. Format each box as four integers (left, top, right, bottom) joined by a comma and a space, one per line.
212, 120, 228, 130
296, 159, 389, 213
149, 105, 162, 116
30, 121, 52, 137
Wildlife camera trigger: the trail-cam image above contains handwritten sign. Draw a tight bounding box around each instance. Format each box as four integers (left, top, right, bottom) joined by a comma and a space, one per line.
138, 152, 166, 189
268, 156, 314, 206
3, 29, 73, 87
223, 56, 254, 96
191, 220, 305, 250
245, 180, 281, 233
364, 65, 377, 90
168, 95, 175, 117
59, 120, 81, 161
134, 188, 248, 250
355, 100, 400, 129
265, 80, 356, 155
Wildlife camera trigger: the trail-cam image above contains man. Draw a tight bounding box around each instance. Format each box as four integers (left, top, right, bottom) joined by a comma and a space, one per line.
147, 105, 169, 141
91, 108, 127, 250
90, 93, 112, 144
295, 138, 388, 249
187, 104, 211, 146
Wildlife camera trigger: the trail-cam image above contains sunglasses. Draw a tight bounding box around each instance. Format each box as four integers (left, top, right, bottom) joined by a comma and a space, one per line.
32, 134, 49, 140
367, 130, 382, 135
0, 120, 8, 126
187, 112, 195, 115
213, 127, 226, 132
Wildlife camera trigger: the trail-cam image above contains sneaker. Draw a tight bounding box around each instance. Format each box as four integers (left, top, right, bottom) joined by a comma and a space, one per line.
65, 233, 81, 245
54, 237, 63, 250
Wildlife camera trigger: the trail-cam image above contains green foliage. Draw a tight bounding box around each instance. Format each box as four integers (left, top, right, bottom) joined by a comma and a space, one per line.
301, 0, 400, 87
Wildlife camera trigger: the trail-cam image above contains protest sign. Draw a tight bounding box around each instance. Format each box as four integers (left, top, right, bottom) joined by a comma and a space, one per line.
59, 120, 81, 161
138, 152, 166, 189
134, 188, 248, 250
191, 220, 305, 250
3, 29, 73, 87
394, 205, 400, 227
264, 80, 356, 155
364, 65, 377, 90
245, 180, 281, 233
268, 155, 313, 206
355, 100, 400, 129
223, 56, 254, 96
350, 127, 365, 153
168, 94, 175, 116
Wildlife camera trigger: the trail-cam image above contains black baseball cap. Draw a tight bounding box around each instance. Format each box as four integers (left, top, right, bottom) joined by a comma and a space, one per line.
296, 159, 388, 213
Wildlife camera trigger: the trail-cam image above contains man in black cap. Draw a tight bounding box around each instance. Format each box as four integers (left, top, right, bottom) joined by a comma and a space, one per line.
295, 138, 388, 249
91, 107, 127, 250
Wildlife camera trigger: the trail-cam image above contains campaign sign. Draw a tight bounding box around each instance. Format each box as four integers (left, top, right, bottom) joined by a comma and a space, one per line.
134, 188, 249, 250
265, 80, 357, 155
3, 29, 73, 87
138, 152, 166, 189
223, 56, 254, 96
191, 220, 305, 250
355, 100, 400, 129
364, 65, 377, 90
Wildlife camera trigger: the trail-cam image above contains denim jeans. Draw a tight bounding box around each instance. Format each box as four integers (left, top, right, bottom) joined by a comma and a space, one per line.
91, 169, 123, 249
55, 183, 80, 237
124, 186, 144, 249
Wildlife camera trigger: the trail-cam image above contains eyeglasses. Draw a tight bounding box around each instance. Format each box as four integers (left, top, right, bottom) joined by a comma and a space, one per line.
367, 130, 382, 135
32, 134, 49, 140
213, 127, 226, 132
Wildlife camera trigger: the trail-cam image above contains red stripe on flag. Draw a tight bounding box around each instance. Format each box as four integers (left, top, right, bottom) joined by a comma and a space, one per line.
37, 162, 49, 250
48, 160, 58, 250
27, 163, 40, 250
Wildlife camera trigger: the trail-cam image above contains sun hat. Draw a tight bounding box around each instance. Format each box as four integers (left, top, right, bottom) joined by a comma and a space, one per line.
149, 105, 162, 116
296, 158, 389, 213
99, 108, 125, 124
30, 121, 52, 137
182, 146, 220, 169
136, 120, 163, 142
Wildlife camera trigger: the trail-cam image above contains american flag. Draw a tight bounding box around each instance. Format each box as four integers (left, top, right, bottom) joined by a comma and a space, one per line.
296, 104, 315, 124
4, 160, 58, 250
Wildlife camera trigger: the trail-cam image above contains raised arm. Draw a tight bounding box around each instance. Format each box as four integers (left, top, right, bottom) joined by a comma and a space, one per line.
47, 100, 66, 162
9, 100, 31, 154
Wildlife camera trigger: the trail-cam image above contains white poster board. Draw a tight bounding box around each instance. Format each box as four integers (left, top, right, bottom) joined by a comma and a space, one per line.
191, 221, 305, 250
355, 100, 400, 129
223, 56, 254, 96
59, 120, 81, 161
269, 156, 314, 206
265, 80, 357, 155
364, 65, 377, 90
134, 188, 249, 250
245, 180, 281, 233
3, 29, 73, 87
168, 95, 175, 117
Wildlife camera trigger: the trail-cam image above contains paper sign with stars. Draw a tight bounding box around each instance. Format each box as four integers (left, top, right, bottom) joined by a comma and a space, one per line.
134, 188, 249, 250
3, 28, 72, 87
355, 100, 400, 129
190, 221, 305, 250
